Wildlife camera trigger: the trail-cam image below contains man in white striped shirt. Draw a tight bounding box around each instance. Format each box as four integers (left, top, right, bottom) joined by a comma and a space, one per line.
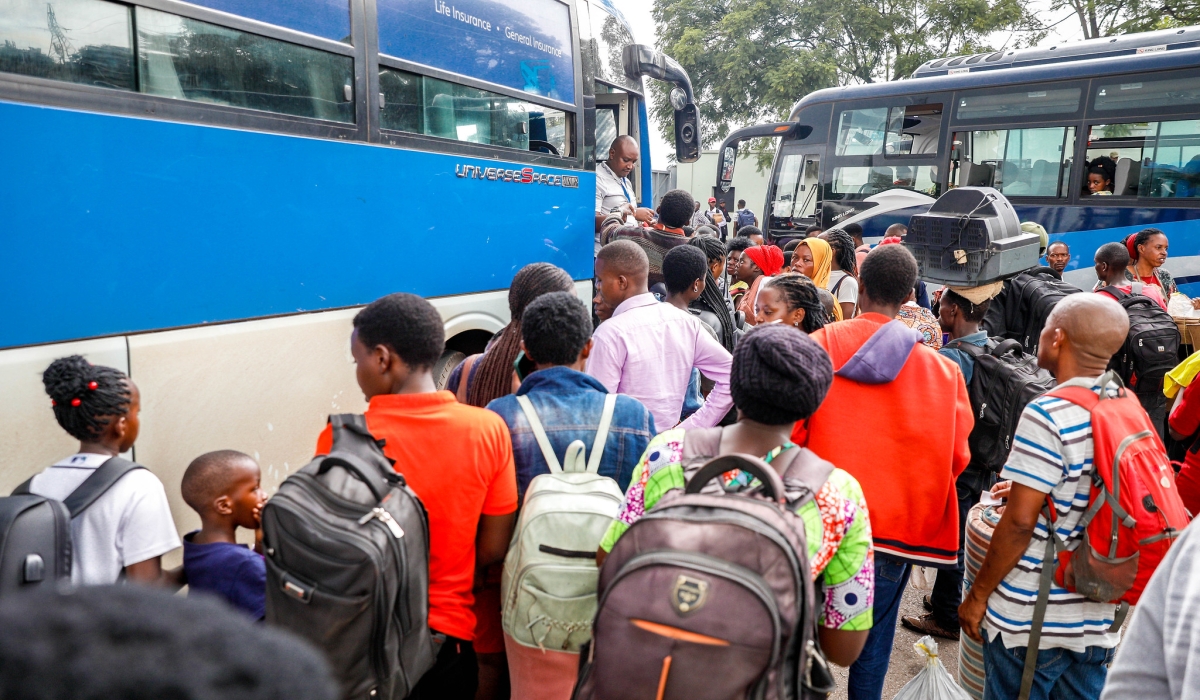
959, 294, 1130, 700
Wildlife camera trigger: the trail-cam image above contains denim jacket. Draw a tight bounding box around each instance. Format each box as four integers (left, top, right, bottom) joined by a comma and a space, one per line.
487, 366, 657, 502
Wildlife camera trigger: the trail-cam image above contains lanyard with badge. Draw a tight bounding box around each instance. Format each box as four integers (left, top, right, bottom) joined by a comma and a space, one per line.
604, 162, 632, 205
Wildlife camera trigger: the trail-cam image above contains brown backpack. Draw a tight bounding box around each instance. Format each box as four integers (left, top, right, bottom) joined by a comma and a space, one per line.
572, 428, 836, 700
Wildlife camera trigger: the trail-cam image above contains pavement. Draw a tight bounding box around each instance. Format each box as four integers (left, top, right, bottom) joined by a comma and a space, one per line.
830, 580, 960, 700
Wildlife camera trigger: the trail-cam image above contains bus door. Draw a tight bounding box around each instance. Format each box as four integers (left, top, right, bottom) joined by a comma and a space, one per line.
594, 89, 645, 202
769, 147, 825, 240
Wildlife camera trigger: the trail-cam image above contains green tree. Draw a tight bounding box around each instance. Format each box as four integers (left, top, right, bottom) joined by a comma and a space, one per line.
651, 0, 1044, 152
1052, 0, 1200, 38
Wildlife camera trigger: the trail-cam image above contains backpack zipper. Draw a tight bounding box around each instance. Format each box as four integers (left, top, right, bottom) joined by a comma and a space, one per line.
360, 507, 405, 538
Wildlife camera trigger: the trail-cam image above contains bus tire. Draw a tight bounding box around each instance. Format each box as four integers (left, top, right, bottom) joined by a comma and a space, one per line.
433, 350, 467, 391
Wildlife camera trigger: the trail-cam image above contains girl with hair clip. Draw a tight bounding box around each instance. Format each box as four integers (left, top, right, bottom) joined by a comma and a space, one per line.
25, 355, 180, 586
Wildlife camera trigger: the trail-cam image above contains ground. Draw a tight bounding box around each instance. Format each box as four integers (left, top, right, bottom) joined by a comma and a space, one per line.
830, 580, 960, 699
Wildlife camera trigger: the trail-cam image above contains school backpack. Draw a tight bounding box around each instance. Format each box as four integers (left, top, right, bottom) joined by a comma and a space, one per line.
573, 428, 835, 700
981, 268, 1082, 354
737, 208, 756, 228
1099, 286, 1181, 392
0, 457, 144, 594
958, 339, 1057, 474
1019, 373, 1189, 700
262, 414, 435, 700
501, 393, 623, 653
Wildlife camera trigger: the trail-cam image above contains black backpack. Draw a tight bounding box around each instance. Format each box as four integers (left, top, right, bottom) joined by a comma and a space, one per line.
1100, 286, 1181, 390
0, 457, 145, 594
958, 339, 1057, 474
982, 268, 1082, 354
262, 415, 435, 700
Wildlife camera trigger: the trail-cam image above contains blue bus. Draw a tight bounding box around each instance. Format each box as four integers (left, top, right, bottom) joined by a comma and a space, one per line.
0, 0, 694, 520
718, 27, 1200, 296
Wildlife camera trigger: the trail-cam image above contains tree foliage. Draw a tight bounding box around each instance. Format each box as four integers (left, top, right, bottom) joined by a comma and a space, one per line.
1052, 0, 1200, 39
650, 0, 1043, 152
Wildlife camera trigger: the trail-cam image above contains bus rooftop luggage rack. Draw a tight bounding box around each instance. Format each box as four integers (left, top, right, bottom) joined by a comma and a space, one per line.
905, 187, 1039, 285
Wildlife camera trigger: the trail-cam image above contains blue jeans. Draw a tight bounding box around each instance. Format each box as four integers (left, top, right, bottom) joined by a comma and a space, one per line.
847, 554, 911, 700
982, 632, 1114, 700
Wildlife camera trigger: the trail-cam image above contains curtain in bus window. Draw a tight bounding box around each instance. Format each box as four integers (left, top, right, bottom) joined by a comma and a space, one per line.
376, 0, 576, 101
1088, 120, 1200, 198
177, 0, 350, 43
951, 127, 1074, 197
135, 7, 354, 123
0, 0, 134, 90
831, 165, 939, 197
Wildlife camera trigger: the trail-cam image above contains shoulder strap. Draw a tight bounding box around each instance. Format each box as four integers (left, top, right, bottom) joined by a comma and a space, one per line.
455, 355, 479, 404
586, 393, 618, 475
63, 457, 145, 518
516, 395, 563, 474
830, 274, 846, 295
1019, 506, 1063, 700
779, 448, 835, 507
10, 476, 33, 496
1100, 286, 1129, 301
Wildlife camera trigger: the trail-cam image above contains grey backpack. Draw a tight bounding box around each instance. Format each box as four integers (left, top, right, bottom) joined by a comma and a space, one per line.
262, 415, 435, 700
573, 428, 836, 700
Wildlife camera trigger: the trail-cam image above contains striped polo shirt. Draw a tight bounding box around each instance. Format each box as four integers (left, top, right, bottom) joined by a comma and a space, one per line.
983, 375, 1123, 652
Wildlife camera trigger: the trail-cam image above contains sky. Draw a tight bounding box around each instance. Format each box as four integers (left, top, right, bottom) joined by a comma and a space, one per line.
606, 0, 1089, 168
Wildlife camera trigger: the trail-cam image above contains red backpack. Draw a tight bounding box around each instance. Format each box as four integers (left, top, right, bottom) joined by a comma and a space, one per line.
1047, 376, 1189, 606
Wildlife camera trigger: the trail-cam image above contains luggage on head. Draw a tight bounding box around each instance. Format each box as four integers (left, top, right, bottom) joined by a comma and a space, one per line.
0, 457, 145, 594
958, 339, 1056, 474
502, 393, 623, 655
573, 428, 835, 700
261, 414, 434, 700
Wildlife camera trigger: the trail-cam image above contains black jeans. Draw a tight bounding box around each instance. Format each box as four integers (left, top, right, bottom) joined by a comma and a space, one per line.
930, 468, 993, 629
408, 632, 478, 700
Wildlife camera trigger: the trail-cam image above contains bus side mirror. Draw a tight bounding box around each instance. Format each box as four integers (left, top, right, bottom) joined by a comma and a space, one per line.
718, 144, 737, 191
622, 44, 701, 163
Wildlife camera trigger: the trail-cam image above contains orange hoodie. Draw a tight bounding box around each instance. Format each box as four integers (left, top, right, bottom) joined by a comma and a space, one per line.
793, 313, 973, 566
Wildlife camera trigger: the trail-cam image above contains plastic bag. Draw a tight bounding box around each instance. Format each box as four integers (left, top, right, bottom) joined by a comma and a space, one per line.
893, 636, 971, 700
1168, 292, 1196, 318
910, 566, 937, 591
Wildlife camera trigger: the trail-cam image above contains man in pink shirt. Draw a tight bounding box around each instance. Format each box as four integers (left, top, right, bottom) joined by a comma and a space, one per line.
587, 240, 734, 430
1094, 241, 1167, 310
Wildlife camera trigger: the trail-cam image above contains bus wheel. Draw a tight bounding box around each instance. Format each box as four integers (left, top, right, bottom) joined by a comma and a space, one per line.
432, 350, 466, 391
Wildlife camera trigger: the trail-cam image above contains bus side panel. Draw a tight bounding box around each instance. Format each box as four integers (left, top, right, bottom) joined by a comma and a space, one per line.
0, 338, 130, 494
123, 288, 513, 565
638, 98, 653, 206
0, 101, 595, 349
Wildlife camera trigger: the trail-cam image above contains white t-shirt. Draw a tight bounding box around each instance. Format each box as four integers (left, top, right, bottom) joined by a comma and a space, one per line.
828, 270, 859, 307
595, 162, 634, 214
30, 453, 180, 585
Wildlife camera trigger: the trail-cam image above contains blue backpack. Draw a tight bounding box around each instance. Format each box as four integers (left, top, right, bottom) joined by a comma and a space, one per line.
737, 208, 756, 227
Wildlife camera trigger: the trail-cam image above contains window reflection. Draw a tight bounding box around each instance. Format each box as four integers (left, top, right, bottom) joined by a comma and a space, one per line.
0, 0, 134, 90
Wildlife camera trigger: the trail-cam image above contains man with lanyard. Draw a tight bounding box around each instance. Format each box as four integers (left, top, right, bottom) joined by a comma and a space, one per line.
595, 135, 654, 233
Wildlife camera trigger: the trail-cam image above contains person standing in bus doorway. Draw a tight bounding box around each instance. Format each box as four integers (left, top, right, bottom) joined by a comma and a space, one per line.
1046, 241, 1071, 275
595, 135, 653, 233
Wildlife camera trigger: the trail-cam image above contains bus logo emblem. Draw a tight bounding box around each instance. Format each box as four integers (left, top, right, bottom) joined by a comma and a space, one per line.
455, 164, 578, 188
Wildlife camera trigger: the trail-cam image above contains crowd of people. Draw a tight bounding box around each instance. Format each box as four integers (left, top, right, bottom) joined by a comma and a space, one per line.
6, 176, 1200, 700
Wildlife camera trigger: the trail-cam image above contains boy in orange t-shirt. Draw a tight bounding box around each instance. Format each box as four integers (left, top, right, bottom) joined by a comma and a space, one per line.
315, 293, 517, 700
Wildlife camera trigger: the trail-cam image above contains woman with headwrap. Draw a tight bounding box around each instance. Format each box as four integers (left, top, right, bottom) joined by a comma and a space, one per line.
792, 237, 843, 320
737, 244, 786, 325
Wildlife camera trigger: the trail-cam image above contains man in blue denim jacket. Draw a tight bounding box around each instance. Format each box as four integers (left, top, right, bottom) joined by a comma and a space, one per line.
487, 292, 656, 501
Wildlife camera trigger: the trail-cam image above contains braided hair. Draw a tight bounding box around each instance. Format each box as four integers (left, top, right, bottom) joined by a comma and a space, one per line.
689, 236, 738, 351
762, 273, 828, 333
43, 355, 132, 441
825, 229, 858, 277
467, 263, 574, 407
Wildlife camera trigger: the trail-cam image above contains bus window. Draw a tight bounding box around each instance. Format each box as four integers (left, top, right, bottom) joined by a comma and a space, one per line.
136, 7, 354, 123
886, 104, 942, 156
1094, 73, 1200, 113
950, 127, 1075, 197
955, 86, 1081, 120
1086, 120, 1200, 198
836, 107, 888, 155
180, 0, 351, 43
379, 66, 571, 155
831, 165, 939, 197
0, 0, 134, 91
